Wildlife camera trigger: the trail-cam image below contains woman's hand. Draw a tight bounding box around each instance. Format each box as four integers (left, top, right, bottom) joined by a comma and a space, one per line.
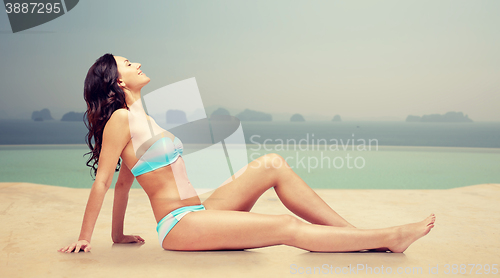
58, 239, 91, 253
113, 234, 145, 244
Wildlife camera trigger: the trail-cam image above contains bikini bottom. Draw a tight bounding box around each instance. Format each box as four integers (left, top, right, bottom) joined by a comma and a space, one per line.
156, 204, 206, 247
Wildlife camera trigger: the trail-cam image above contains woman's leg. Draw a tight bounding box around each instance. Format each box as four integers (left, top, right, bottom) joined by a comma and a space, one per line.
164, 211, 435, 252
203, 153, 355, 228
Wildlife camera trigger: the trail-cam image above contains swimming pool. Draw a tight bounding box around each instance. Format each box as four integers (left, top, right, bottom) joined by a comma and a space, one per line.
1, 144, 498, 190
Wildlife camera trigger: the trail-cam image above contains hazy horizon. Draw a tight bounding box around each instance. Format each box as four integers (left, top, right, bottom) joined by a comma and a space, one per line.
1, 0, 499, 122
3, 105, 491, 123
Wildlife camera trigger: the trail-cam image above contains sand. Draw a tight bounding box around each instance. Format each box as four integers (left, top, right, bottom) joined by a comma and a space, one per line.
1, 182, 499, 277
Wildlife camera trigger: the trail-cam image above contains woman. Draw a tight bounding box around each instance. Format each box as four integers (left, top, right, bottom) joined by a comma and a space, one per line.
58, 54, 435, 253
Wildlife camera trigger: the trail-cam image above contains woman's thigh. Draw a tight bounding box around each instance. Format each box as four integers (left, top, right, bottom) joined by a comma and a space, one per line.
202, 153, 286, 212
163, 209, 298, 251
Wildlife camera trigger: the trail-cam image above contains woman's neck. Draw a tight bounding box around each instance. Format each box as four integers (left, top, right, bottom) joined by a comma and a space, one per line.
125, 89, 142, 108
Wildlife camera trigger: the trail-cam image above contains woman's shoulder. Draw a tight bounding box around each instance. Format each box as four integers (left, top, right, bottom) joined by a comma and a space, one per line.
105, 108, 130, 130
110, 108, 130, 120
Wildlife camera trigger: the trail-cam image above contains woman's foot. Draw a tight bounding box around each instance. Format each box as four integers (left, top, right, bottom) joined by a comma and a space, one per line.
388, 214, 436, 253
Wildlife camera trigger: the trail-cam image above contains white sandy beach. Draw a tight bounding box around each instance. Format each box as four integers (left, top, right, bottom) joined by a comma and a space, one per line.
1, 182, 499, 277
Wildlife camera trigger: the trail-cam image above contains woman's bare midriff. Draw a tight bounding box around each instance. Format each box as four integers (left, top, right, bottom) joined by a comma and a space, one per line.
136, 166, 202, 223
121, 136, 201, 224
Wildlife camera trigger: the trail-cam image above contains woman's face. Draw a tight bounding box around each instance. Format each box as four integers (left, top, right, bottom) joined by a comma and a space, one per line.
114, 56, 150, 91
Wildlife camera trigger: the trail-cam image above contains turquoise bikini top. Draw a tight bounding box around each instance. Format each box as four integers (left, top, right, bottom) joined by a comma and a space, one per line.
130, 136, 183, 177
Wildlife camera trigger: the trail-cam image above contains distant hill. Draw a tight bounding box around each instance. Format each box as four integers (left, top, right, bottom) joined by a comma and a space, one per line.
211, 107, 231, 117
236, 109, 272, 121
406, 111, 473, 123
31, 108, 53, 121
290, 114, 305, 122
166, 109, 188, 124
61, 111, 85, 122
332, 115, 342, 122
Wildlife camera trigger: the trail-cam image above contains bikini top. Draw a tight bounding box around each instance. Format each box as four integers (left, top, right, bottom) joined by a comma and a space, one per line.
130, 136, 183, 177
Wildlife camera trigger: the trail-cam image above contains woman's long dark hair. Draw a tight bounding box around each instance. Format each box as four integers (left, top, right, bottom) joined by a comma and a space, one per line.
83, 53, 129, 180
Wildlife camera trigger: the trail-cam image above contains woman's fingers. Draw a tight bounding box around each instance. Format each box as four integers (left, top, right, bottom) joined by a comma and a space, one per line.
58, 240, 91, 253
58, 244, 74, 253
74, 243, 82, 253
120, 235, 145, 243
67, 243, 76, 252
75, 243, 90, 252
62, 244, 73, 253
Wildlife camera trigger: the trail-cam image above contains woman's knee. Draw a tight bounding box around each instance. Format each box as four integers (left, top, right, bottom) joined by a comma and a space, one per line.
258, 153, 289, 170
278, 214, 302, 244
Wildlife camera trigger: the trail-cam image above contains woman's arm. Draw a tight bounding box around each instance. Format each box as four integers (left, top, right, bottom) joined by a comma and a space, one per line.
111, 163, 144, 243
58, 109, 131, 253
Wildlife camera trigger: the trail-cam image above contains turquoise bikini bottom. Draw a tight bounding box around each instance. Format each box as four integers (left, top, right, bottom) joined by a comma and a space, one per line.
156, 204, 206, 247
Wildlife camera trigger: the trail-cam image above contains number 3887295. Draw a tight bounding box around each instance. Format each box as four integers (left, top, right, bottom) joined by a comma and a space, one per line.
5, 3, 62, 14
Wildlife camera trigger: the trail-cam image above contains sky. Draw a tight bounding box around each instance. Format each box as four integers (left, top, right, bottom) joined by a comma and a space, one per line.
0, 0, 499, 121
